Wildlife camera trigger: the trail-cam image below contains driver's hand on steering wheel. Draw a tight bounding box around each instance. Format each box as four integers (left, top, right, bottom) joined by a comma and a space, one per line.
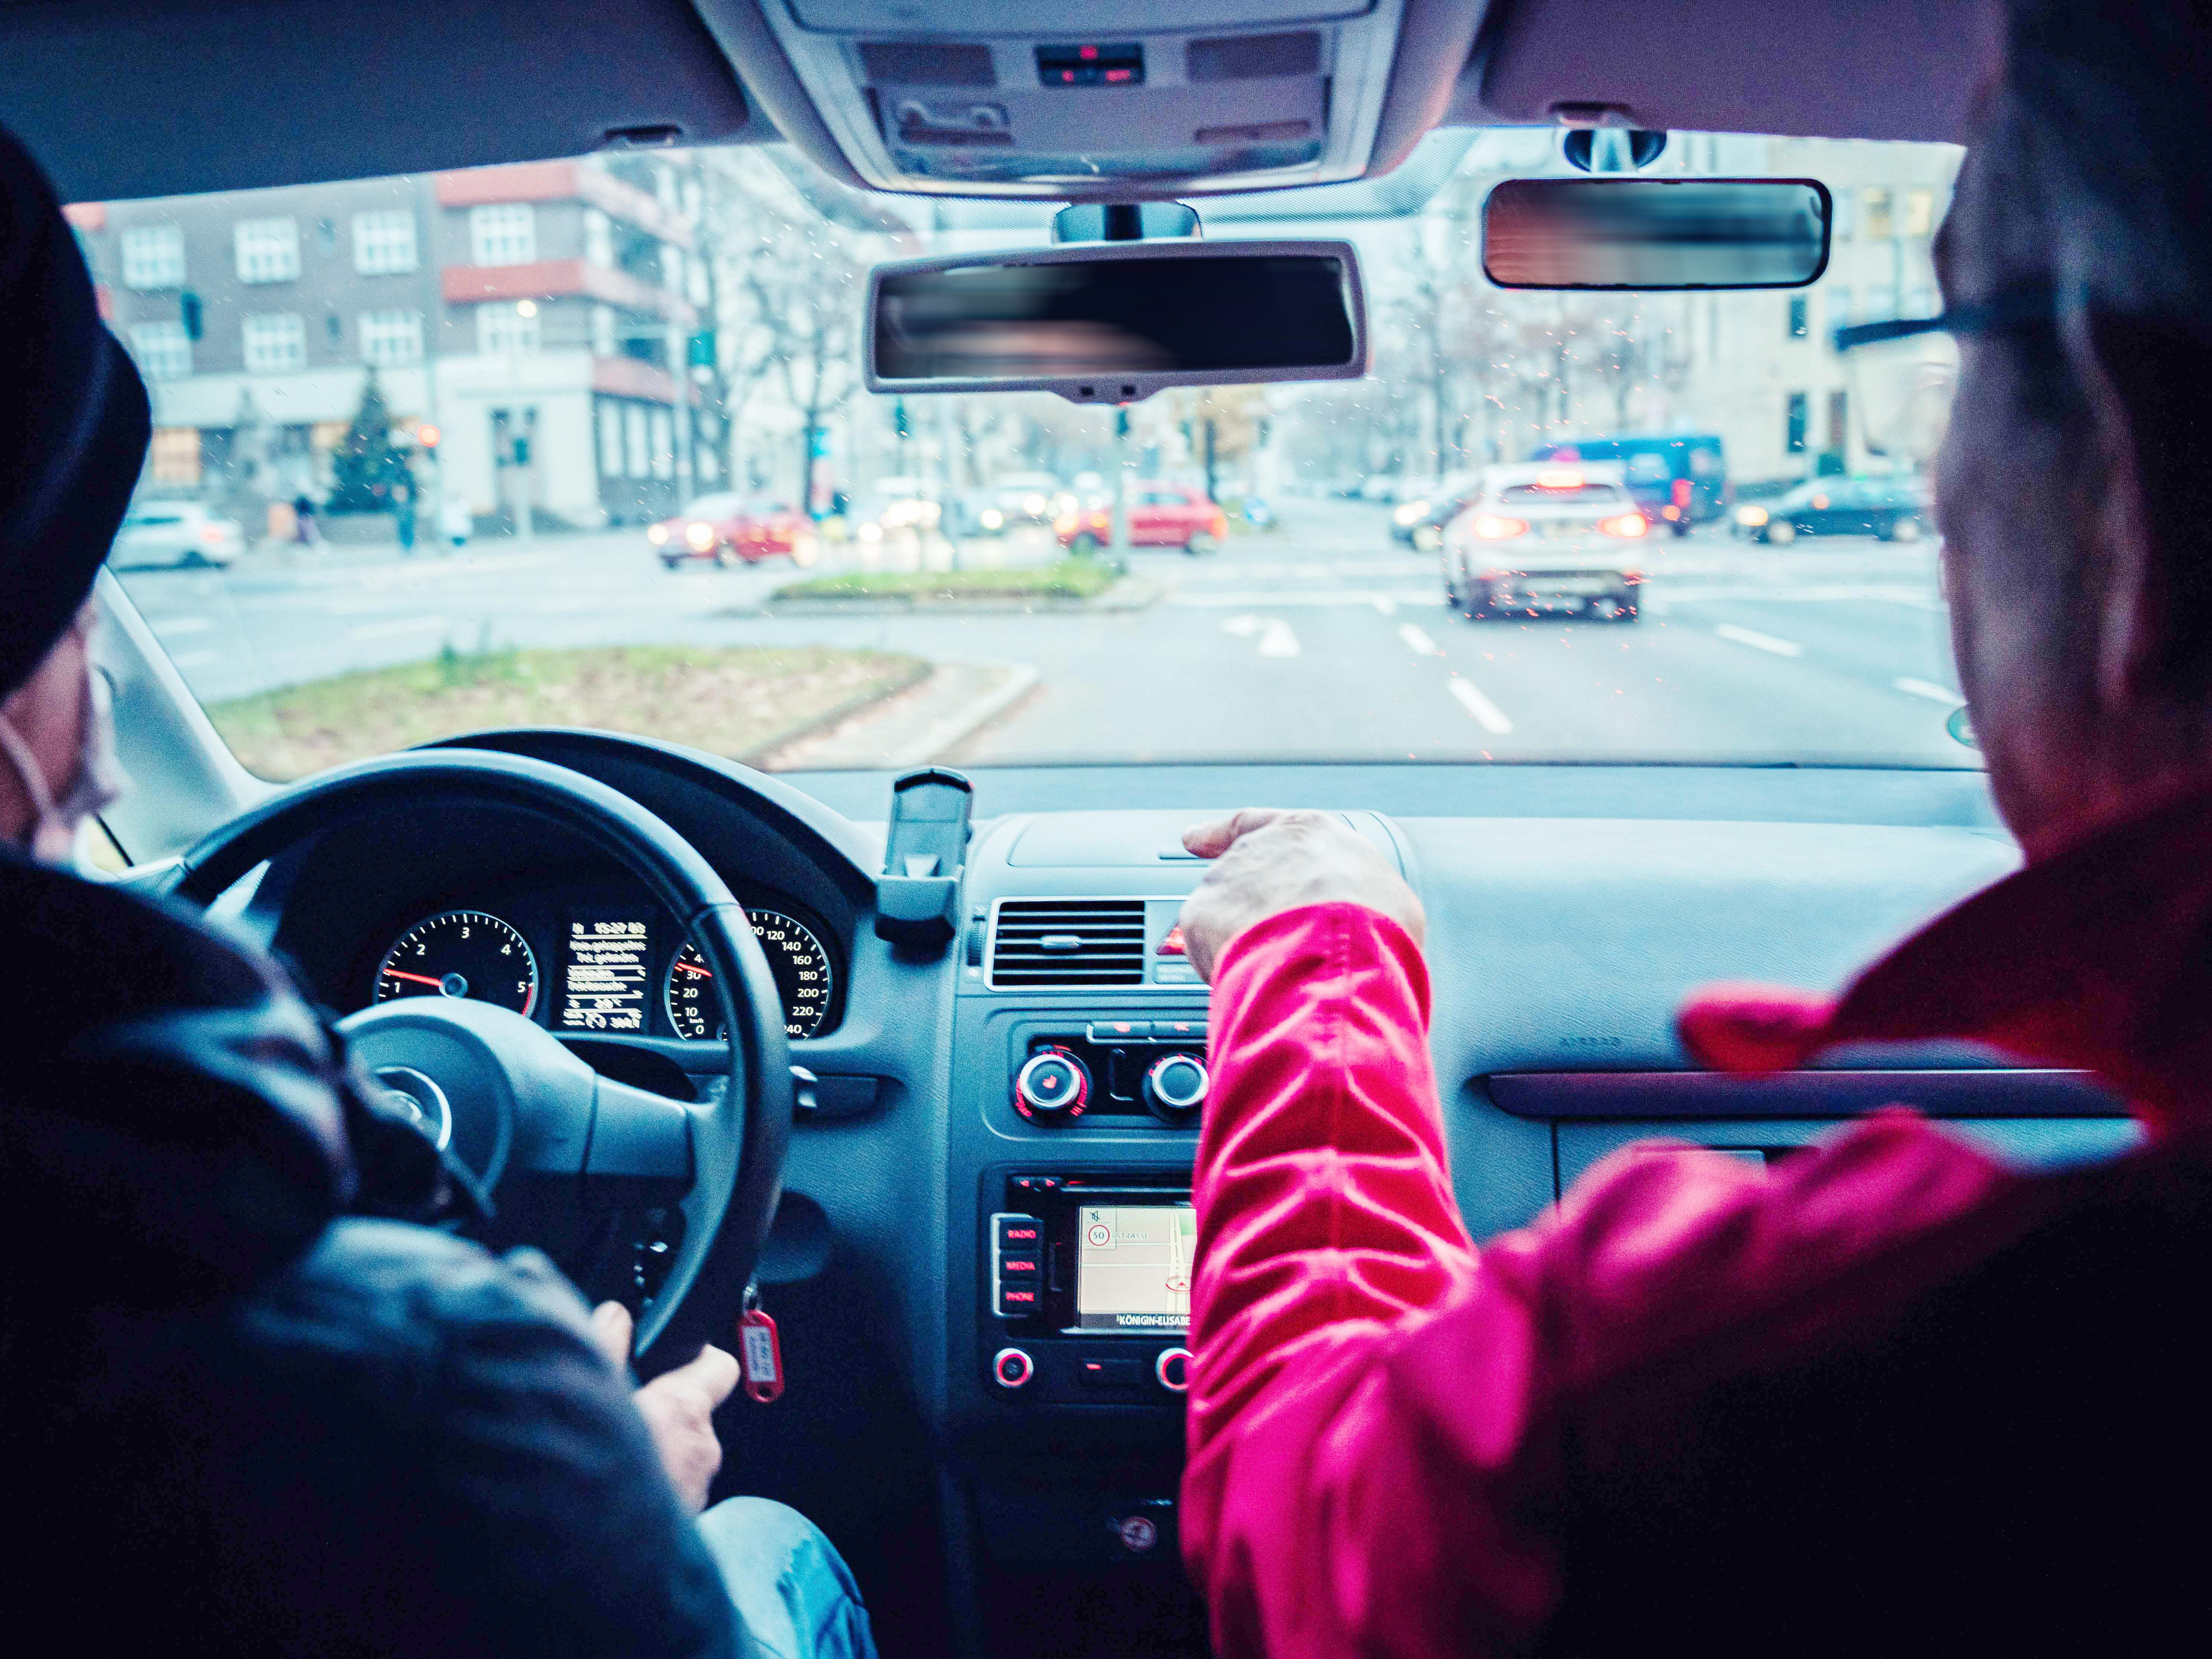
591, 1301, 740, 1513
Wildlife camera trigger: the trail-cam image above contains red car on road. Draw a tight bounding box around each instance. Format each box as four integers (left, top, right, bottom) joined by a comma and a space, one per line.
648, 494, 819, 568
1056, 483, 1228, 555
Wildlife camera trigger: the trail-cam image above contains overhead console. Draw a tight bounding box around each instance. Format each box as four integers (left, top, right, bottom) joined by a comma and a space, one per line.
697, 0, 1490, 199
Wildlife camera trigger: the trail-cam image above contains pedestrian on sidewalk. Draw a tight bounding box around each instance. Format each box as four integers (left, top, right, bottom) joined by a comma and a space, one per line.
291, 492, 320, 548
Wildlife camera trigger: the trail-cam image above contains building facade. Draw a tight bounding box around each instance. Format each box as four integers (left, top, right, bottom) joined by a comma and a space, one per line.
71, 154, 712, 532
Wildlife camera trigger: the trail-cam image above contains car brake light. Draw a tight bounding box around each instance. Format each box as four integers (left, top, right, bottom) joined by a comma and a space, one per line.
1472, 514, 1529, 539
1671, 478, 1693, 508
1534, 469, 1583, 490
1598, 512, 1649, 538
199, 525, 224, 543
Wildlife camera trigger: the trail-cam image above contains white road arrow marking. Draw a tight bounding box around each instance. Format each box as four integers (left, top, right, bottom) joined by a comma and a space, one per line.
1258, 620, 1301, 657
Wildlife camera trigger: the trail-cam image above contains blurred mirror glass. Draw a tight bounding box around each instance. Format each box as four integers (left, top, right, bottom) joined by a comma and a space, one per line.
872, 251, 1358, 385
1483, 178, 1830, 290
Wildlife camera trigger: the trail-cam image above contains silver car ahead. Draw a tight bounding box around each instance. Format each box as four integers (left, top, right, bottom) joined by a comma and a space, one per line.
1441, 462, 1651, 623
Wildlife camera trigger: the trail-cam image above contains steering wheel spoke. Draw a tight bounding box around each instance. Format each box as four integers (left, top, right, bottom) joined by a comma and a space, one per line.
583, 1076, 694, 1203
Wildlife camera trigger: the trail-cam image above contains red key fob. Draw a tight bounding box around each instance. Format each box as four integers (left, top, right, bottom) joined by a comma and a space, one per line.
738, 1303, 784, 1403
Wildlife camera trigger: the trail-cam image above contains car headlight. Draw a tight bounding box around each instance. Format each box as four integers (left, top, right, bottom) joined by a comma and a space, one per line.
980, 508, 1004, 529
919, 501, 942, 525
1735, 505, 1769, 527
1022, 494, 1047, 514
647, 524, 670, 545
685, 522, 715, 550
857, 521, 884, 542
1393, 500, 1430, 526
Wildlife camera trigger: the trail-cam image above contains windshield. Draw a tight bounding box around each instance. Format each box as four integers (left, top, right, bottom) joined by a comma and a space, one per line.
93, 132, 1969, 778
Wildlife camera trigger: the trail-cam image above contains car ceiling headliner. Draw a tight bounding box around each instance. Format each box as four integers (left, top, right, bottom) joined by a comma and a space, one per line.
0, 0, 1992, 205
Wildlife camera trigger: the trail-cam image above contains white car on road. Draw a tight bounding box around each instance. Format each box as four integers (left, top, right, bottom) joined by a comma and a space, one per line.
111, 502, 244, 570
1441, 463, 1652, 623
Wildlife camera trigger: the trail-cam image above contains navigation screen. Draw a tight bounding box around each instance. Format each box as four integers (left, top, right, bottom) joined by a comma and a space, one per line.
559, 912, 651, 1032
1076, 1203, 1197, 1332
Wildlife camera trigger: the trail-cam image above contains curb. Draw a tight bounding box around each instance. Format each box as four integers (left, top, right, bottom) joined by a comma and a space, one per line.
735, 657, 936, 768
902, 664, 1040, 765
748, 575, 1161, 617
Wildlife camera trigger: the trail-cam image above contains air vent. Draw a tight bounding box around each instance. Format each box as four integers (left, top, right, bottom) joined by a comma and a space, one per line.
1187, 31, 1322, 83
859, 40, 995, 87
990, 899, 1146, 988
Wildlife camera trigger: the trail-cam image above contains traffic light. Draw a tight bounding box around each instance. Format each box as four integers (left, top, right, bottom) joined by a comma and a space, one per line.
686, 330, 715, 368
179, 290, 202, 341
893, 399, 910, 440
416, 423, 441, 453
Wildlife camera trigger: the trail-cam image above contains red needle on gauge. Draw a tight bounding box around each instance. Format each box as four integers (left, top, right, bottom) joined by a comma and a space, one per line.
382, 969, 445, 988
673, 960, 714, 977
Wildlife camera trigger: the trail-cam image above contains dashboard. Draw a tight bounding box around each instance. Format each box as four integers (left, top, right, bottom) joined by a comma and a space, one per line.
206, 736, 2138, 1659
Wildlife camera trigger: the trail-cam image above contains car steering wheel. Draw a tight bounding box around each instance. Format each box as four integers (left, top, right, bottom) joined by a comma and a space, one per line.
160, 748, 792, 1379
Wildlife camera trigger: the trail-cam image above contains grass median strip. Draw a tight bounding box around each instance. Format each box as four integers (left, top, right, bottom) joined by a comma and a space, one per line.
773, 558, 1116, 604
208, 642, 930, 781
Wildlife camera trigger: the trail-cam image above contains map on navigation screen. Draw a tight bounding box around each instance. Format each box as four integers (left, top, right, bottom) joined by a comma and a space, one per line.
1076, 1204, 1197, 1331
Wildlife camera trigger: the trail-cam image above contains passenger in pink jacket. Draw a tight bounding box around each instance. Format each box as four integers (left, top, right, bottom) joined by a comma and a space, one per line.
1173, 6, 2212, 1655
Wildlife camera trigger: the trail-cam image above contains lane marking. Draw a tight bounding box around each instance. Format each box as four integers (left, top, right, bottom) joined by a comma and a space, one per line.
1894, 676, 1962, 703
1398, 623, 1444, 656
1714, 622, 1805, 658
151, 615, 213, 637
1258, 619, 1300, 658
1447, 677, 1513, 733
1220, 615, 1262, 638
346, 613, 447, 639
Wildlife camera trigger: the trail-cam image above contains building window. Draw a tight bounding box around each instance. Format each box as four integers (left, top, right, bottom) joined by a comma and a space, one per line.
584, 208, 614, 269
1863, 285, 1896, 323
1832, 286, 1856, 325
469, 203, 537, 266
235, 217, 301, 283
149, 426, 203, 486
624, 404, 649, 478
1830, 189, 1852, 239
128, 319, 194, 380
1862, 188, 1893, 240
476, 302, 542, 356
1785, 391, 1809, 454
1903, 187, 1936, 238
649, 407, 674, 480
353, 210, 419, 274
1903, 284, 1937, 320
316, 218, 338, 256
361, 308, 425, 367
1787, 296, 1808, 340
120, 223, 186, 290
242, 311, 307, 373
325, 312, 344, 346
597, 401, 624, 478
591, 303, 617, 357
662, 246, 685, 294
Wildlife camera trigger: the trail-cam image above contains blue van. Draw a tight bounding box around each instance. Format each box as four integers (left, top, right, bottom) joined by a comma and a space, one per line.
1528, 434, 1728, 536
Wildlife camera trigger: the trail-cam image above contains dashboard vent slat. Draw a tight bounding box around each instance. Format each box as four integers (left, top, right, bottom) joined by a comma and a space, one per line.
990, 899, 1147, 987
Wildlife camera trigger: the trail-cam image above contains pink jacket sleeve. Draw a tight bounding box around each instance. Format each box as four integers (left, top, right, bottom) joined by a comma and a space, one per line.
1180, 902, 2012, 1659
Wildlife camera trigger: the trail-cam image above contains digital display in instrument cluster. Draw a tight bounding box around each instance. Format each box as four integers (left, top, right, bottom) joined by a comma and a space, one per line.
559, 911, 652, 1032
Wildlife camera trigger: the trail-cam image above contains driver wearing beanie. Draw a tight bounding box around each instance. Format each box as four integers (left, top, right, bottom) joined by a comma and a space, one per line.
0, 125, 872, 1659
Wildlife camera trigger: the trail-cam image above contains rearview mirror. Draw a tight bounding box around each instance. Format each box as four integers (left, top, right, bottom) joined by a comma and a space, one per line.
1482, 178, 1831, 291
865, 240, 1366, 403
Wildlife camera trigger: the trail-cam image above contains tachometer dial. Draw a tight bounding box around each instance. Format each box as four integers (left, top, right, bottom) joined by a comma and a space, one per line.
666, 909, 833, 1041
375, 910, 539, 1016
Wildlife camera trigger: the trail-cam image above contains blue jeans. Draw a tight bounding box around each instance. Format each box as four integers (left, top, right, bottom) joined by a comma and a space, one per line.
697, 1497, 879, 1659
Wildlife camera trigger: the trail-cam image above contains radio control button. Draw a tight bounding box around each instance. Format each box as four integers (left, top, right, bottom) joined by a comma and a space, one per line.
996, 1284, 1041, 1314
998, 1254, 1041, 1277
1156, 1347, 1193, 1393
995, 1215, 1043, 1246
993, 1348, 1034, 1389
1014, 1048, 1090, 1121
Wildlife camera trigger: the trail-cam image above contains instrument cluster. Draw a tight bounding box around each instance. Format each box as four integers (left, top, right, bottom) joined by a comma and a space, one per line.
366, 890, 839, 1043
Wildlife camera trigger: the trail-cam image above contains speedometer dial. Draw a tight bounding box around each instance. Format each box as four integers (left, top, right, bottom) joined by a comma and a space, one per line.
666, 909, 833, 1041
375, 910, 539, 1016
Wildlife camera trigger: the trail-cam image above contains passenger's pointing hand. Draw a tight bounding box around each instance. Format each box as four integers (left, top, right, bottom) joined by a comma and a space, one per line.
1177, 809, 1424, 983
592, 1300, 740, 1514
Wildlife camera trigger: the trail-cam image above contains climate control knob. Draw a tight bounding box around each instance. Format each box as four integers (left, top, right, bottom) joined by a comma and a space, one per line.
1013, 1047, 1090, 1123
1142, 1053, 1209, 1122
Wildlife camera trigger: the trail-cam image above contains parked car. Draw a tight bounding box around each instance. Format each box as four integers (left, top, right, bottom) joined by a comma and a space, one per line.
111, 501, 243, 569
647, 494, 818, 568
1529, 434, 1727, 535
1441, 462, 1651, 622
1735, 476, 1931, 544
1056, 482, 1229, 555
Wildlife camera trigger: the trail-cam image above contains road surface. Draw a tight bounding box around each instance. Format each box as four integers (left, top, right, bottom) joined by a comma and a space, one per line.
111, 498, 1974, 771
